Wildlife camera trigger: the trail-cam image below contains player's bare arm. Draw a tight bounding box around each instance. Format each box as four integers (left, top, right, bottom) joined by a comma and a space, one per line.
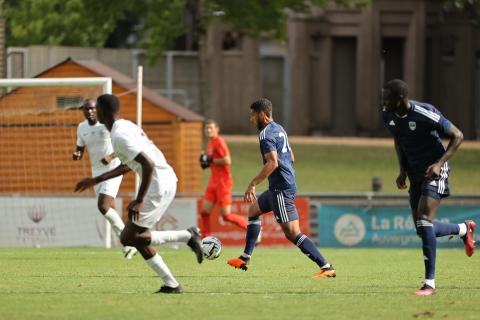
72, 146, 85, 160
244, 151, 278, 203
394, 138, 408, 189
425, 123, 464, 178
127, 151, 154, 221
74, 164, 130, 192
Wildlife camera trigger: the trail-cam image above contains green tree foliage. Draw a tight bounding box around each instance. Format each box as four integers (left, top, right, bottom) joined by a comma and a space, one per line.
3, 0, 137, 47
140, 0, 187, 61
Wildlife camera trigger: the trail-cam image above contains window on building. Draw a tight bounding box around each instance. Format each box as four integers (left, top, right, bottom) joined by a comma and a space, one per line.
56, 96, 84, 110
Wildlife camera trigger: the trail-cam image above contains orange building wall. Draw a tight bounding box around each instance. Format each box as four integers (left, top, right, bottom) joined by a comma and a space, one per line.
0, 61, 203, 196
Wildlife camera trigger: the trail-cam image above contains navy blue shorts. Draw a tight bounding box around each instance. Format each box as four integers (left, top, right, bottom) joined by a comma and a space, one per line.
257, 188, 299, 223
409, 163, 450, 209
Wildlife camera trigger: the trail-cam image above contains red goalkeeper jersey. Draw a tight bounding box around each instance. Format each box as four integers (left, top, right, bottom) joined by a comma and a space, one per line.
206, 136, 232, 185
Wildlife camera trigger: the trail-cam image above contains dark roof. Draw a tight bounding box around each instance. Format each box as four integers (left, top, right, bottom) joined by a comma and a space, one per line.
38, 57, 204, 122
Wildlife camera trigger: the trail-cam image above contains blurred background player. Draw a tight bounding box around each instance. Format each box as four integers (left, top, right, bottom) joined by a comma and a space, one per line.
199, 119, 247, 237
382, 79, 476, 296
75, 94, 203, 294
227, 98, 335, 279
73, 99, 136, 259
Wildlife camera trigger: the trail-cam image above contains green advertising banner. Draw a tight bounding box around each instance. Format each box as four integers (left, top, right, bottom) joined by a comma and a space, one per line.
318, 205, 479, 247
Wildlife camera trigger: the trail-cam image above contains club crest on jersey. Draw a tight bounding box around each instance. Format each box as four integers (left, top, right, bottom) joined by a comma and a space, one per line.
408, 121, 416, 131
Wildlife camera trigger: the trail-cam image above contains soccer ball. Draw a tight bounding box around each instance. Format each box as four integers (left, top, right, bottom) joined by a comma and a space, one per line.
201, 236, 222, 260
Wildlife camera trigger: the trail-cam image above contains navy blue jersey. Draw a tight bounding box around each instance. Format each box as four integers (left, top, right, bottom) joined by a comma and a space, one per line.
258, 121, 296, 191
383, 100, 452, 177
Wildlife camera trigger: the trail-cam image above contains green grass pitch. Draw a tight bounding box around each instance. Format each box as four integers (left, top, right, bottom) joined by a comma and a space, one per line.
1, 247, 479, 320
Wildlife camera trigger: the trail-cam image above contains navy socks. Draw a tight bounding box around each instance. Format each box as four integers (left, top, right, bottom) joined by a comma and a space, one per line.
242, 217, 261, 257
417, 219, 436, 279
294, 233, 328, 268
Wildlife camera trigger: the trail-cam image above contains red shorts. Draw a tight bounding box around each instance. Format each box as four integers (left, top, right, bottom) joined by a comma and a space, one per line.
204, 181, 232, 207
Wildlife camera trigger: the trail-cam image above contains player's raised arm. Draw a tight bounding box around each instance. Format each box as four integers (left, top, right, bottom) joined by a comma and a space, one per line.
244, 150, 278, 203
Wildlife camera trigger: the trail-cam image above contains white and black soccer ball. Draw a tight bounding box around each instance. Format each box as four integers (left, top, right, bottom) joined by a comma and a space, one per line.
201, 236, 222, 260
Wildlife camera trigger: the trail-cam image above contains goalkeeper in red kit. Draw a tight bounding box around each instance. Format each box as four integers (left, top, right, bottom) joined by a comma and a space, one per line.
199, 120, 248, 237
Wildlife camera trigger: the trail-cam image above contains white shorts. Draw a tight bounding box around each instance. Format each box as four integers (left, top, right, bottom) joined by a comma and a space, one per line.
94, 176, 122, 198
134, 178, 177, 229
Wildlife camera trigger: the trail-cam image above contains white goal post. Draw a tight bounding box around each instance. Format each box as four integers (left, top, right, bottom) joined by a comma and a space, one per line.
0, 77, 116, 248
0, 77, 112, 93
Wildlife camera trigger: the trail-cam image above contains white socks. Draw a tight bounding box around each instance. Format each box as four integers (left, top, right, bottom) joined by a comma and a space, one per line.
425, 279, 435, 288
104, 208, 125, 237
458, 223, 467, 237
146, 254, 179, 287
150, 230, 191, 246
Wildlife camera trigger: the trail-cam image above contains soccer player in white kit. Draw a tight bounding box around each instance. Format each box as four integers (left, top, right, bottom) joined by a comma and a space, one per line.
75, 94, 203, 294
73, 99, 136, 259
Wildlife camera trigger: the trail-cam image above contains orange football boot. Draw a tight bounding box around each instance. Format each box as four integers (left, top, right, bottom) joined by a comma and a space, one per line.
313, 265, 336, 279
414, 284, 436, 296
227, 257, 249, 271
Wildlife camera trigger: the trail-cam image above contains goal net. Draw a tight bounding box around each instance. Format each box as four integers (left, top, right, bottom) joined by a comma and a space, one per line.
0, 78, 122, 248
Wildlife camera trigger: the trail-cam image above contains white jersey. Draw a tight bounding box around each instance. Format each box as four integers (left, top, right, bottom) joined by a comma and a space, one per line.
111, 119, 177, 207
111, 119, 177, 226
76, 120, 121, 176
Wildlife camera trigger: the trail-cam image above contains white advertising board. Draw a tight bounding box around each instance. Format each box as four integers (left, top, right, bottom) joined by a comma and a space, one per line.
0, 196, 121, 247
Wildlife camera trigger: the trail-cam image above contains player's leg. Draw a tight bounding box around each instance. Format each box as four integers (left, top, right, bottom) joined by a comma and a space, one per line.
425, 174, 460, 237
218, 182, 247, 230
200, 187, 216, 236
424, 174, 476, 256
414, 194, 440, 295
149, 227, 203, 264
227, 193, 266, 270
274, 189, 335, 278
279, 220, 334, 278
221, 205, 248, 230
411, 191, 464, 239
96, 178, 137, 259
97, 193, 124, 237
120, 221, 182, 293
140, 184, 203, 264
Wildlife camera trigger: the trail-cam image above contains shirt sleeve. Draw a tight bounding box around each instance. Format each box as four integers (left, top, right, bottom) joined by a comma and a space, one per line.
215, 139, 229, 158
260, 136, 277, 155
428, 105, 452, 135
76, 125, 85, 147
436, 114, 452, 136
113, 132, 143, 162
382, 112, 394, 135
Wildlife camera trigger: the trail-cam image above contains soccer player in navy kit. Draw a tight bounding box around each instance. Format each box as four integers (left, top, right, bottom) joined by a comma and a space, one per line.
227, 98, 336, 279
382, 79, 476, 296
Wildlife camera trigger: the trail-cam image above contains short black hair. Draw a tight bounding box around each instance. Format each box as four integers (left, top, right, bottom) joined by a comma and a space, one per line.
81, 99, 95, 109
383, 79, 409, 100
250, 98, 272, 117
96, 94, 120, 115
